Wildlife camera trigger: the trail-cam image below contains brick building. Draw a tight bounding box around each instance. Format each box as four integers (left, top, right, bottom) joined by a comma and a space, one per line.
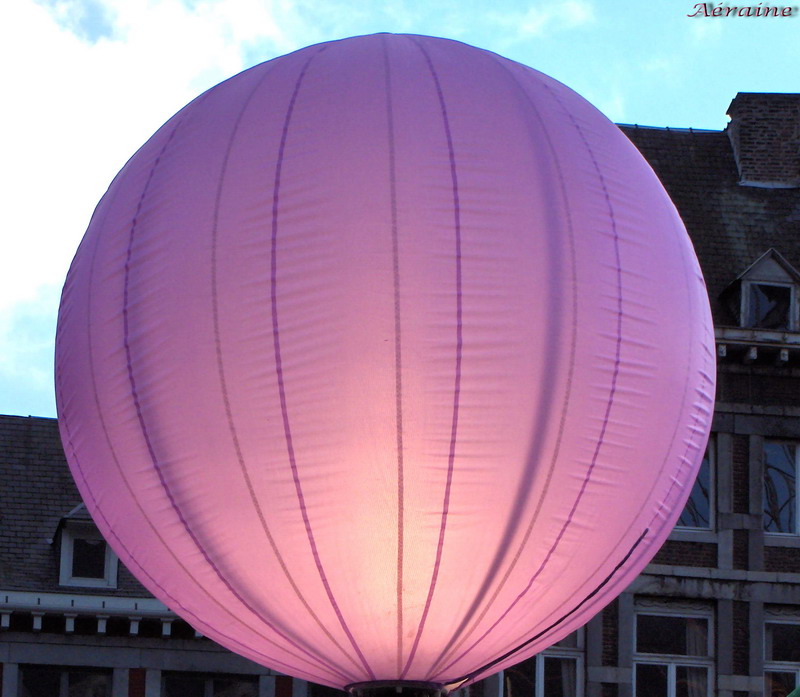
3, 92, 800, 697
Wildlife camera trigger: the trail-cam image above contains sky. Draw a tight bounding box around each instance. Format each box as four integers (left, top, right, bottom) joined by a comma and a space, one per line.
2, 0, 799, 418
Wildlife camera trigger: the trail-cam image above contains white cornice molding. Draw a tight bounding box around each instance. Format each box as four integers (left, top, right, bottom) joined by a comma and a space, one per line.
0, 589, 173, 618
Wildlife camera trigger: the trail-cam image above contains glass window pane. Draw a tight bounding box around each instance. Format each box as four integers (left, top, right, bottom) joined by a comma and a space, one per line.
164, 675, 206, 697
636, 615, 708, 656
764, 442, 797, 534
767, 623, 800, 662
748, 284, 791, 329
676, 665, 708, 697
504, 658, 536, 697
766, 671, 798, 697
20, 665, 60, 697
678, 450, 712, 528
635, 664, 668, 697
214, 678, 258, 697
543, 657, 577, 697
552, 631, 579, 649
68, 670, 111, 697
72, 537, 107, 579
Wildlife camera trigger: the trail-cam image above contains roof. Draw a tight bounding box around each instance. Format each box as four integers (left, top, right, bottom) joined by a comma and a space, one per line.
0, 414, 148, 596
619, 124, 800, 325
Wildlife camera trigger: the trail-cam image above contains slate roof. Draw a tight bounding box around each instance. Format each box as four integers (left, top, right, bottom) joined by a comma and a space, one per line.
619, 124, 800, 326
0, 414, 148, 595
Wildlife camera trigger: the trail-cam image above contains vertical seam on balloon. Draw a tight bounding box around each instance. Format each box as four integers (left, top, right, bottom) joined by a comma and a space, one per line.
270, 48, 376, 682
425, 54, 581, 680
55, 401, 341, 686
380, 35, 405, 678
435, 79, 628, 678
209, 59, 361, 675
444, 527, 650, 686
400, 36, 463, 680
58, 114, 350, 685
117, 114, 356, 683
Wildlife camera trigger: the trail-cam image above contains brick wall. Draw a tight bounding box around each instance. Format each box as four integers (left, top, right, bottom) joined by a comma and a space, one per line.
732, 434, 749, 514
733, 530, 749, 570
718, 372, 800, 407
727, 93, 800, 187
602, 601, 618, 666
732, 601, 749, 674
651, 541, 717, 567
765, 545, 800, 573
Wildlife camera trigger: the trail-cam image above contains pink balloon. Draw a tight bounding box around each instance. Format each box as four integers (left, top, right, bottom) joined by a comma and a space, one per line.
56, 34, 715, 691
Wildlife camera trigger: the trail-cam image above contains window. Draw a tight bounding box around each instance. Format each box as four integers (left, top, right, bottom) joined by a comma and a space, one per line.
59, 521, 118, 588
744, 282, 793, 330
765, 618, 800, 697
19, 665, 111, 697
504, 630, 583, 697
162, 673, 258, 697
764, 441, 799, 535
634, 605, 713, 697
676, 442, 714, 530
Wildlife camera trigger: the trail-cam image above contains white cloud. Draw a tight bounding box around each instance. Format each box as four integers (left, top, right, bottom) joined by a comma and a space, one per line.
513, 0, 595, 38
688, 16, 724, 41
0, 0, 319, 416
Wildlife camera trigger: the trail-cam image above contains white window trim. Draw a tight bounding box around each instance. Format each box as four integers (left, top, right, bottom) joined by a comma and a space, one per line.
532, 630, 584, 697
740, 279, 798, 331
763, 440, 800, 538
764, 611, 800, 696
674, 438, 715, 532
59, 521, 118, 589
633, 601, 714, 697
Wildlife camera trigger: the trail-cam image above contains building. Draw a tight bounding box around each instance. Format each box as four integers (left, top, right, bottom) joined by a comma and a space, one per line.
3, 92, 800, 697
0, 413, 310, 697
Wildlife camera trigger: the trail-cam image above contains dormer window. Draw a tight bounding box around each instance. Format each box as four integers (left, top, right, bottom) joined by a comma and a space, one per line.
722, 249, 800, 331
58, 505, 118, 589
744, 282, 793, 330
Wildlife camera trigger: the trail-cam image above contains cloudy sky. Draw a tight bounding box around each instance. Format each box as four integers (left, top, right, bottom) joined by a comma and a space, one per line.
2, 0, 799, 418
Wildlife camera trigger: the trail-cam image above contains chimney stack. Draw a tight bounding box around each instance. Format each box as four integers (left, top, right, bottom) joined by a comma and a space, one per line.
727, 93, 800, 188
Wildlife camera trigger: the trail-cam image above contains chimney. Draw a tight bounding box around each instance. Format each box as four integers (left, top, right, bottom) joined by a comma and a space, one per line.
726, 92, 800, 188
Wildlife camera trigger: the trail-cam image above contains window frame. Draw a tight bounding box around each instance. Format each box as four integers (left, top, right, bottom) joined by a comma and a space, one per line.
18, 664, 113, 697
503, 629, 585, 697
533, 629, 584, 697
633, 602, 714, 697
59, 521, 118, 589
764, 612, 800, 697
674, 438, 715, 532
740, 279, 798, 331
161, 671, 259, 697
763, 440, 800, 537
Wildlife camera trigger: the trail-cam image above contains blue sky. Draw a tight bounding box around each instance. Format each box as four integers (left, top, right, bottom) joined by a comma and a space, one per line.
2, 0, 799, 418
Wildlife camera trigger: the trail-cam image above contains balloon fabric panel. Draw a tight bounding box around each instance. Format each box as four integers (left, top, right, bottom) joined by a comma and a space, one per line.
56, 34, 715, 690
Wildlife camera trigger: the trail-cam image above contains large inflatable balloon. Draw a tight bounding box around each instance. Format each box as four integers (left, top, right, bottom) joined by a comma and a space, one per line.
56, 33, 715, 692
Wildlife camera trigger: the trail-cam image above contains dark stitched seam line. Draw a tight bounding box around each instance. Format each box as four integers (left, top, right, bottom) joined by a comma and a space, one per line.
401, 36, 463, 680
447, 528, 650, 687
426, 53, 579, 680
211, 56, 360, 677
57, 375, 340, 685
270, 46, 376, 682
436, 77, 629, 678
64, 115, 345, 677
120, 117, 351, 682
380, 35, 406, 677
